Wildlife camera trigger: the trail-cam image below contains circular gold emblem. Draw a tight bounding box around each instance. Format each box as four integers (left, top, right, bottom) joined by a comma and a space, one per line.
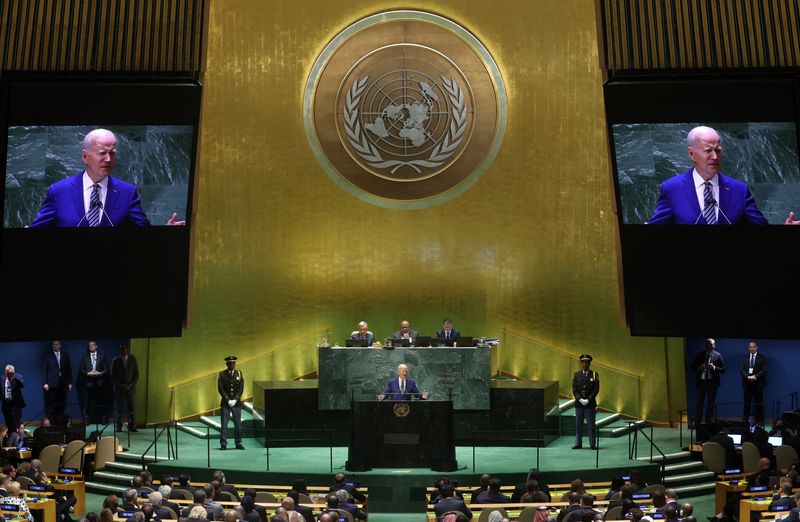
393, 402, 411, 417
304, 11, 507, 209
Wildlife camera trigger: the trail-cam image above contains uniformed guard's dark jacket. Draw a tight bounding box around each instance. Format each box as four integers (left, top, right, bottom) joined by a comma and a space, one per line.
572, 370, 599, 409
218, 369, 244, 407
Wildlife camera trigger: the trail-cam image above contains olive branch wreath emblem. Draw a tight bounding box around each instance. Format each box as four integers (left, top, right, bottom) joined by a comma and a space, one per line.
343, 75, 467, 175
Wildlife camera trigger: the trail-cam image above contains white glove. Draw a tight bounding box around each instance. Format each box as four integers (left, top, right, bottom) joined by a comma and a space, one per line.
579, 399, 589, 406
228, 399, 236, 407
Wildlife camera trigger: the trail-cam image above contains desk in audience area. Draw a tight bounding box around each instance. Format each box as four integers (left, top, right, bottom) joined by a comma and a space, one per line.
318, 346, 490, 410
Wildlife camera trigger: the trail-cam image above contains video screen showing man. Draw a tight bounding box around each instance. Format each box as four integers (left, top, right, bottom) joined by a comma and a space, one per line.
378, 364, 428, 401
611, 122, 800, 225
649, 126, 800, 225
4, 126, 192, 228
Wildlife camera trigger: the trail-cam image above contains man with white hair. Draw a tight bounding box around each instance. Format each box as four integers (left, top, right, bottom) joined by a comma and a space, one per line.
157, 485, 183, 517
334, 489, 367, 520
28, 128, 185, 228
1, 364, 25, 433
378, 364, 428, 401
349, 321, 374, 346
649, 125, 800, 225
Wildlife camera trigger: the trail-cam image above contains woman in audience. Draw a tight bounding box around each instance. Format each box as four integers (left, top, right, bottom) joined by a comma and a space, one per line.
521, 480, 549, 503
188, 505, 210, 521
0, 481, 33, 522
629, 471, 648, 493
99, 509, 115, 522
291, 479, 309, 496
239, 496, 260, 522
605, 476, 625, 500
102, 495, 120, 513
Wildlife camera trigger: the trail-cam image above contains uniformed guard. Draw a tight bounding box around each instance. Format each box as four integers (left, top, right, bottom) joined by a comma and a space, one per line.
218, 355, 244, 450
572, 353, 599, 450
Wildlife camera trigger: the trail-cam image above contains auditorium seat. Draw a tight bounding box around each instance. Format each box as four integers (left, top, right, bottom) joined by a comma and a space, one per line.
702, 442, 726, 473
140, 486, 155, 494
605, 506, 623, 520
254, 491, 277, 503
517, 506, 539, 522
94, 436, 117, 471
161, 506, 178, 520
775, 445, 799, 470
298, 493, 313, 504
216, 491, 236, 501
741, 442, 761, 473
39, 444, 62, 474
642, 484, 666, 495
15, 476, 34, 488
61, 439, 86, 471
171, 489, 193, 500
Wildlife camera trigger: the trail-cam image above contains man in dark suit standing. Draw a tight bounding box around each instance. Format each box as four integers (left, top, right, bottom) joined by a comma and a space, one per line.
741, 341, 767, 423
436, 318, 461, 343
79, 340, 109, 422
572, 354, 599, 450
217, 356, 244, 450
692, 338, 725, 424
111, 344, 139, 432
42, 340, 72, 424
1, 366, 25, 432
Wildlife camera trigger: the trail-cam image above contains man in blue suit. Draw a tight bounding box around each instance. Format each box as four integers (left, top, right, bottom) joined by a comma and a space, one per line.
649, 126, 799, 225
379, 364, 428, 401
42, 340, 73, 425
27, 129, 185, 228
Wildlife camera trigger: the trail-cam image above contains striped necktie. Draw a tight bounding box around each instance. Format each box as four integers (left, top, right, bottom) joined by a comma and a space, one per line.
702, 181, 717, 225
87, 184, 101, 226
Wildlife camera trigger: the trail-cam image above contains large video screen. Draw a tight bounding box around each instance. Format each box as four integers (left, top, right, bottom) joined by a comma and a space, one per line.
613, 122, 800, 225
4, 125, 192, 228
0, 81, 200, 341
605, 78, 800, 338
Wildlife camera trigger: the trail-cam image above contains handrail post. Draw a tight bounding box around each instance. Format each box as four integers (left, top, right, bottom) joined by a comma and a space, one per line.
207, 427, 211, 468
265, 429, 270, 471
154, 425, 158, 462
329, 430, 333, 473
472, 431, 476, 472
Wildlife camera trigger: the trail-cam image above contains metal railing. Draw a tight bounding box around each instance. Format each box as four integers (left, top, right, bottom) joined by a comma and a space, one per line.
498, 329, 643, 419
773, 391, 798, 421
140, 422, 179, 468
628, 423, 666, 483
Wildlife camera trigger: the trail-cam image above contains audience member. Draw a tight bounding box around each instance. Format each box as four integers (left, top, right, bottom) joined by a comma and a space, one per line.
629, 470, 648, 493
120, 489, 141, 512
569, 494, 600, 521
605, 477, 625, 500
157, 485, 182, 516
434, 485, 472, 521
286, 490, 313, 522
330, 473, 366, 503
521, 480, 549, 503
99, 509, 115, 522
243, 489, 268, 522
202, 484, 225, 521
469, 474, 491, 503
334, 489, 366, 520
1, 481, 34, 522
557, 492, 582, 522
239, 496, 260, 522
513, 468, 551, 503
748, 457, 780, 487
474, 478, 510, 504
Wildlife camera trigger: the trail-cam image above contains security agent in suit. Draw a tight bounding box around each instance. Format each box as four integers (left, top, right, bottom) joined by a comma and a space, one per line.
349, 321, 374, 346
392, 320, 418, 343
79, 340, 109, 422
741, 341, 767, 423
436, 318, 461, 343
692, 338, 725, 424
111, 344, 139, 432
0, 366, 25, 433
42, 340, 72, 424
218, 356, 244, 450
572, 354, 599, 450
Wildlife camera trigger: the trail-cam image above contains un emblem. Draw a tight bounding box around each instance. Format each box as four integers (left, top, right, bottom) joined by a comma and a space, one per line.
305, 11, 507, 208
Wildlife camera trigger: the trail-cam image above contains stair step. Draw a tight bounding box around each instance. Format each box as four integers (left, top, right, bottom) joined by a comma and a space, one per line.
86, 481, 126, 495
177, 422, 212, 439
559, 399, 576, 412
611, 420, 647, 437
94, 471, 136, 483
105, 461, 145, 473
243, 401, 263, 422
200, 416, 222, 429
673, 482, 716, 495
663, 461, 702, 473
596, 413, 621, 428
664, 470, 715, 483
637, 451, 691, 462
117, 452, 170, 463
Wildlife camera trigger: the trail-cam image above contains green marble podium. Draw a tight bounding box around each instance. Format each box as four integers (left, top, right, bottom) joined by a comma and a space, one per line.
317, 347, 490, 410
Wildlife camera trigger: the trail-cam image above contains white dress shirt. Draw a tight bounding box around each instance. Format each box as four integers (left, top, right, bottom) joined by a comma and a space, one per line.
693, 169, 719, 222
82, 172, 109, 215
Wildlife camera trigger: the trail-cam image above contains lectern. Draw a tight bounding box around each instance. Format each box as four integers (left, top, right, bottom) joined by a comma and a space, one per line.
346, 400, 457, 471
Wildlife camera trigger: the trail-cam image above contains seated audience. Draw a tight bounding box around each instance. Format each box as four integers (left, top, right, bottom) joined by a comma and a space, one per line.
334, 489, 366, 520
748, 457, 780, 487
469, 474, 491, 504
513, 468, 551, 503
629, 470, 648, 493
433, 486, 472, 522
330, 473, 366, 503
557, 492, 582, 522
605, 476, 625, 500
569, 494, 600, 521
286, 490, 313, 522
239, 496, 260, 522
157, 485, 182, 516
99, 508, 115, 522
521, 480, 549, 503
474, 478, 510, 504
121, 489, 141, 512
0, 481, 34, 522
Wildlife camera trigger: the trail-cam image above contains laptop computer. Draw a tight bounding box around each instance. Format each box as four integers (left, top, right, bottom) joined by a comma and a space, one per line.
346, 339, 368, 347
414, 336, 432, 347
769, 436, 783, 446
729, 433, 743, 447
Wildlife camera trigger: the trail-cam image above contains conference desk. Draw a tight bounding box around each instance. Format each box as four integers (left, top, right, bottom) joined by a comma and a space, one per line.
50, 480, 85, 516
346, 399, 456, 472
27, 497, 56, 522
715, 479, 748, 513
740, 497, 772, 522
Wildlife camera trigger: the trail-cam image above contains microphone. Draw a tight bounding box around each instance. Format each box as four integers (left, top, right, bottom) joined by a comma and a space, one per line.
710, 199, 732, 225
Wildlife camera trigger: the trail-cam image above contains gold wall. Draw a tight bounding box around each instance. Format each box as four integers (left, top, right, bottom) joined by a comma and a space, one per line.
139, 0, 686, 424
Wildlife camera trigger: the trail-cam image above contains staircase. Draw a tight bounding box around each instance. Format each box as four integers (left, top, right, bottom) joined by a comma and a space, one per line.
636, 450, 715, 497
86, 402, 263, 495
559, 398, 649, 438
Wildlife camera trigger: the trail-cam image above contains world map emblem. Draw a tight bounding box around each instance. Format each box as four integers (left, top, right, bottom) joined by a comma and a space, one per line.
305, 11, 507, 209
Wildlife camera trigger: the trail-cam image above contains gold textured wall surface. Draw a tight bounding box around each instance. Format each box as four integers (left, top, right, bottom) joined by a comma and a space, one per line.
141, 0, 686, 424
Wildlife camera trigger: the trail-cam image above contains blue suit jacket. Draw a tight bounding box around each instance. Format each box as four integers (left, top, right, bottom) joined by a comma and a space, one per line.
28, 172, 150, 228
648, 169, 767, 225
383, 377, 421, 401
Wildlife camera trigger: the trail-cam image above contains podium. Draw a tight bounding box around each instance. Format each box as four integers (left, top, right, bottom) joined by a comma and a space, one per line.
346, 400, 457, 472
